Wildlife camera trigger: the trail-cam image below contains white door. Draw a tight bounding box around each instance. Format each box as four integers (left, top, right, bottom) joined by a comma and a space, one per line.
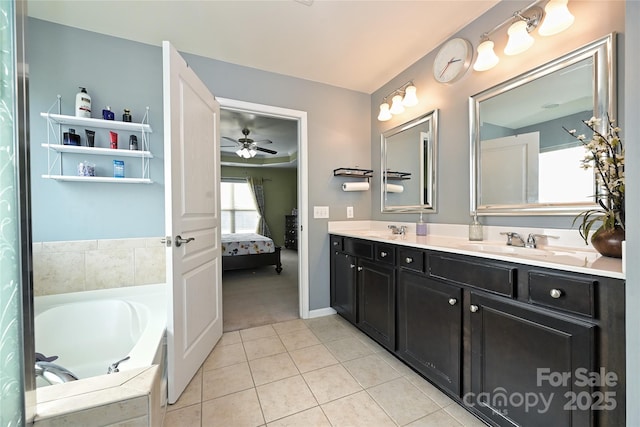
480, 132, 539, 205
162, 41, 222, 404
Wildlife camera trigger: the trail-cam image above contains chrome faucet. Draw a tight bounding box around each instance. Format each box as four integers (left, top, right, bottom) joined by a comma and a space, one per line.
35, 361, 78, 385
526, 233, 559, 248
500, 232, 526, 247
107, 356, 131, 374
388, 225, 407, 235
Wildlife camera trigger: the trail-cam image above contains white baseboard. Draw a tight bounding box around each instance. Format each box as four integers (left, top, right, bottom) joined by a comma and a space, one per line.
307, 307, 337, 319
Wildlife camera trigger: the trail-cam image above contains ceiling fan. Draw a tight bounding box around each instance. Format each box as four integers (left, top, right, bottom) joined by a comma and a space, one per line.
222, 128, 278, 158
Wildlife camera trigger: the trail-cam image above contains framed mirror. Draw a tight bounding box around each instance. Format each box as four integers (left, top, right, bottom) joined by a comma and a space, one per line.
470, 33, 615, 215
381, 110, 438, 213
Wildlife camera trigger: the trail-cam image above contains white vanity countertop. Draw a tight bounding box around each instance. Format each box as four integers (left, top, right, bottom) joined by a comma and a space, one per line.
328, 221, 624, 280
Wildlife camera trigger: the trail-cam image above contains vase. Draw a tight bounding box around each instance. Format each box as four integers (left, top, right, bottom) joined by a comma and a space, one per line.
591, 227, 625, 258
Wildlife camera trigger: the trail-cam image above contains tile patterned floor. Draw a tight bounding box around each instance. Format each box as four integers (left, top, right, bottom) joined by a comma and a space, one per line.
163, 315, 488, 427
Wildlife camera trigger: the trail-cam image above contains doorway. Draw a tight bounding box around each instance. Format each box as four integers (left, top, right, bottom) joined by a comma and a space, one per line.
217, 97, 309, 329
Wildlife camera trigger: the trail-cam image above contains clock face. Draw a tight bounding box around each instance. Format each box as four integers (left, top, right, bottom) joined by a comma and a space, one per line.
433, 38, 473, 84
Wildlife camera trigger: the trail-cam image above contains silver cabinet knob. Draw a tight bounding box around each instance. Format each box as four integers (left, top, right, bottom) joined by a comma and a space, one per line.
333, 241, 339, 246
380, 251, 388, 258
350, 264, 356, 269
550, 289, 563, 299
357, 266, 363, 272
448, 298, 457, 306
405, 257, 413, 264
470, 304, 479, 313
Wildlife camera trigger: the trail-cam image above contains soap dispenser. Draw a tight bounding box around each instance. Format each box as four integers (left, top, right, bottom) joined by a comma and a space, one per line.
416, 212, 427, 236
469, 213, 483, 241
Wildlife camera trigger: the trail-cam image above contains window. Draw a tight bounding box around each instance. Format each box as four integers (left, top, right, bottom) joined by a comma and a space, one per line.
221, 180, 259, 234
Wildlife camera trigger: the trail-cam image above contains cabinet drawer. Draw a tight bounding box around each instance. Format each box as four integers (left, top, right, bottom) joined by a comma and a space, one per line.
398, 248, 425, 272
528, 271, 595, 318
330, 235, 343, 252
375, 243, 395, 265
428, 254, 515, 297
344, 238, 374, 260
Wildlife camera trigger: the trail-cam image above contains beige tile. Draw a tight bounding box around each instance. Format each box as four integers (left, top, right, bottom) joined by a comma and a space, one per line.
302, 364, 362, 404
278, 328, 321, 351
444, 402, 488, 427
33, 251, 86, 296
145, 237, 165, 247
167, 368, 202, 411
405, 371, 457, 408
304, 314, 343, 330
289, 344, 339, 373
244, 336, 286, 361
240, 324, 277, 341
203, 361, 254, 401
107, 415, 148, 426
368, 377, 440, 425
249, 352, 299, 386
342, 354, 402, 388
309, 323, 355, 342
36, 395, 148, 426
321, 390, 396, 427
201, 388, 264, 427
202, 342, 247, 371
42, 240, 97, 252
405, 408, 464, 427
98, 238, 148, 250
273, 319, 308, 335
353, 331, 387, 353
324, 336, 374, 362
161, 403, 201, 427
377, 349, 416, 376
85, 248, 135, 289
218, 330, 242, 346
266, 406, 331, 427
134, 246, 166, 285
256, 375, 318, 423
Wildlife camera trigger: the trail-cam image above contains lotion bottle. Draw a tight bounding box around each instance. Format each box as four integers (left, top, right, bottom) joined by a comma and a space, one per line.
416, 212, 427, 236
75, 87, 91, 118
469, 213, 484, 241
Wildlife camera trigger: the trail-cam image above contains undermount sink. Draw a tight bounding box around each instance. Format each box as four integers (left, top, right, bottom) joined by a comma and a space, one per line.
457, 242, 577, 259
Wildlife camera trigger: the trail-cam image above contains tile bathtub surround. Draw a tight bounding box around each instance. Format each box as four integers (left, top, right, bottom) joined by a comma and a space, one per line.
163, 315, 488, 427
33, 237, 166, 296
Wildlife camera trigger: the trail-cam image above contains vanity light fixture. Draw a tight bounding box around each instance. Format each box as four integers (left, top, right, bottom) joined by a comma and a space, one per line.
377, 81, 419, 121
472, 0, 573, 71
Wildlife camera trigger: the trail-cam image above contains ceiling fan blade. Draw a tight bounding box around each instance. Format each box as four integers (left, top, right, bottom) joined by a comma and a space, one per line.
253, 139, 273, 144
255, 146, 278, 155
222, 136, 240, 144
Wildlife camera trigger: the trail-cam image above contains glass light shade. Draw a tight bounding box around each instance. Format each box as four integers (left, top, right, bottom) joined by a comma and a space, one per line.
539, 0, 574, 36
402, 85, 418, 107
504, 20, 535, 55
249, 149, 257, 157
473, 40, 500, 71
378, 102, 392, 121
389, 94, 405, 115
236, 148, 243, 157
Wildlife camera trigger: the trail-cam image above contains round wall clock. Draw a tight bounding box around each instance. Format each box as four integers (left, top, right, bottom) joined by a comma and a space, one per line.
433, 38, 473, 84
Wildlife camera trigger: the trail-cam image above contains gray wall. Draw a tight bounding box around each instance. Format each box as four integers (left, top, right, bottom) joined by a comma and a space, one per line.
371, 1, 625, 229
27, 18, 371, 311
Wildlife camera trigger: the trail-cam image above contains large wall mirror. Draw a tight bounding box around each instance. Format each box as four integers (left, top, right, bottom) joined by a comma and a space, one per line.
470, 33, 615, 216
381, 110, 438, 213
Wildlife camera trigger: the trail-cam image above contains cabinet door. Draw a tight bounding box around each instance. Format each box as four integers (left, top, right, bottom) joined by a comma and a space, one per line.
330, 250, 357, 323
357, 259, 395, 351
397, 269, 462, 396
469, 292, 595, 427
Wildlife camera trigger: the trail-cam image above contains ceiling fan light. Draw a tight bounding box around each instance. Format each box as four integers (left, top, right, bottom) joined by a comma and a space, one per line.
235, 148, 244, 158
539, 0, 574, 36
389, 94, 405, 115
249, 149, 257, 157
378, 102, 392, 121
402, 85, 418, 107
473, 40, 500, 71
504, 20, 535, 55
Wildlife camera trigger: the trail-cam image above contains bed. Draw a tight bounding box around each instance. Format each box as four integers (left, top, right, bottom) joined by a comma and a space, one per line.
221, 233, 282, 274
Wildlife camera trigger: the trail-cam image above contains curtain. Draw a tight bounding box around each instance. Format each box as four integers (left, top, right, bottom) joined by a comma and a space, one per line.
248, 177, 272, 238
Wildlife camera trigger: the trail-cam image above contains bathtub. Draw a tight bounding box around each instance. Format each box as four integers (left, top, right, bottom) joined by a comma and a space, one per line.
34, 284, 167, 386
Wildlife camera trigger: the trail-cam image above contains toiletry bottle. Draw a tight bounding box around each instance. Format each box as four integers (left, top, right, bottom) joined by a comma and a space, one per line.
469, 213, 483, 241
102, 106, 115, 120
123, 109, 132, 122
416, 212, 427, 236
84, 129, 95, 147
75, 87, 91, 118
109, 131, 118, 149
129, 135, 138, 150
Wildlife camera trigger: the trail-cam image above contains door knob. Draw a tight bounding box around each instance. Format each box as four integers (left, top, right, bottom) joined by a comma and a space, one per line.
175, 235, 195, 247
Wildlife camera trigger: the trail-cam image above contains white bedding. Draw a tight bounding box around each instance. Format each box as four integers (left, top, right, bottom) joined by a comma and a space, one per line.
221, 233, 275, 256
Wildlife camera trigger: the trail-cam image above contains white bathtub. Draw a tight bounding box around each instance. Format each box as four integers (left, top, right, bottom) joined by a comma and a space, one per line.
34, 284, 167, 386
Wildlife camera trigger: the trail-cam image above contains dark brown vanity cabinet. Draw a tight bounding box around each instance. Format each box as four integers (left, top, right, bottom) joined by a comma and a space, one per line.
330, 236, 357, 323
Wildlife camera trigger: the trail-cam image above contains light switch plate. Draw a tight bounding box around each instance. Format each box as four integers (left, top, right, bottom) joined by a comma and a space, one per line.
347, 206, 354, 218
313, 206, 329, 218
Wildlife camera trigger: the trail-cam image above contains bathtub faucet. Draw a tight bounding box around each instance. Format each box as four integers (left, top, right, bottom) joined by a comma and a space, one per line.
35, 361, 79, 385
108, 356, 131, 374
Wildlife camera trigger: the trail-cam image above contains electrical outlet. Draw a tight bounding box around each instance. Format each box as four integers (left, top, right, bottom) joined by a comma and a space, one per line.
347, 206, 354, 218
313, 206, 329, 218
